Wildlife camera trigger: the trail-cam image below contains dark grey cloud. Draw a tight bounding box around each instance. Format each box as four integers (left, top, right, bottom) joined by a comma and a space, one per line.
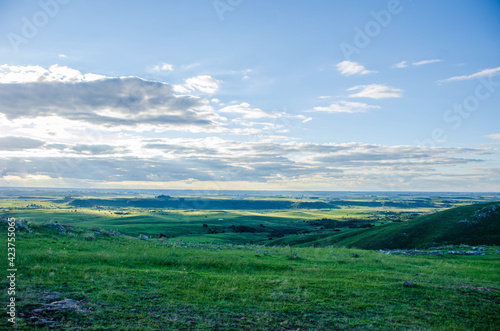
0, 136, 45, 150
0, 77, 216, 128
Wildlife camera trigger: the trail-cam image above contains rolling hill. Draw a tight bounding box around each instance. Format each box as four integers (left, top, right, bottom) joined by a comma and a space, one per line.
297, 202, 500, 249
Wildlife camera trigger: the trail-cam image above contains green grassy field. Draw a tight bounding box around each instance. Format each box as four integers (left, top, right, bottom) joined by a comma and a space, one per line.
1, 193, 499, 329
0, 194, 457, 245
1, 222, 499, 330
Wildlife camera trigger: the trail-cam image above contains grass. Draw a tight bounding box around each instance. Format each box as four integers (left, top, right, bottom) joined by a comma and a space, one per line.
301, 201, 500, 249
1, 195, 499, 329
0, 199, 439, 245
1, 222, 499, 330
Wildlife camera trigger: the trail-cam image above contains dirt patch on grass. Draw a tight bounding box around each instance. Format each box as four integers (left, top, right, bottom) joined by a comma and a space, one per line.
462, 285, 499, 292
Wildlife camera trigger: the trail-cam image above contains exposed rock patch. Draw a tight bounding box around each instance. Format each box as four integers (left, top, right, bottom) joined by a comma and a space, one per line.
29, 295, 87, 328
378, 247, 490, 256
43, 222, 66, 232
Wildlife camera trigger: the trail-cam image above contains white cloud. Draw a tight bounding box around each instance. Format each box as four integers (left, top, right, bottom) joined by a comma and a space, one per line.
393, 59, 442, 69
0, 64, 48, 83
182, 63, 201, 70
486, 133, 500, 140
242, 69, 252, 80
0, 65, 308, 136
347, 84, 403, 99
336, 61, 377, 76
393, 61, 408, 68
412, 59, 442, 66
0, 64, 105, 84
219, 102, 276, 119
311, 101, 380, 113
0, 65, 219, 130
173, 75, 220, 94
152, 63, 174, 72
439, 66, 500, 83
58, 54, 67, 58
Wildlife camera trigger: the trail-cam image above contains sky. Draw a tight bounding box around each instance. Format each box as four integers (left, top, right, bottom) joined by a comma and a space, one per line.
0, 0, 499, 192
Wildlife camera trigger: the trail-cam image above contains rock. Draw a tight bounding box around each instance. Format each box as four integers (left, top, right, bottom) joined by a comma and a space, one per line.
42, 292, 62, 301
44, 222, 66, 232
404, 281, 414, 287
16, 220, 31, 232
42, 298, 86, 312
139, 234, 148, 240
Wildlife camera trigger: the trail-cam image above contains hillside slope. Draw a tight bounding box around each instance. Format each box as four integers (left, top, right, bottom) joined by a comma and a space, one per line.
302, 202, 500, 249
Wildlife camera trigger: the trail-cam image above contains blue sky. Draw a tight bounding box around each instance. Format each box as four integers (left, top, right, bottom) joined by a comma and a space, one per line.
0, 0, 499, 191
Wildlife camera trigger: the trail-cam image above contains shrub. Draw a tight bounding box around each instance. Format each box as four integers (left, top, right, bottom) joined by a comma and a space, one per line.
83, 233, 95, 241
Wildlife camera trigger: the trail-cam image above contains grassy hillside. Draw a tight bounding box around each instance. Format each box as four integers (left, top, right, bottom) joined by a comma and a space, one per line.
299, 202, 500, 249
1, 222, 499, 330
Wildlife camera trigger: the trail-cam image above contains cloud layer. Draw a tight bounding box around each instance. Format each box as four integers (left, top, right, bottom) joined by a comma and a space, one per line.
0, 64, 498, 191
0, 133, 494, 190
